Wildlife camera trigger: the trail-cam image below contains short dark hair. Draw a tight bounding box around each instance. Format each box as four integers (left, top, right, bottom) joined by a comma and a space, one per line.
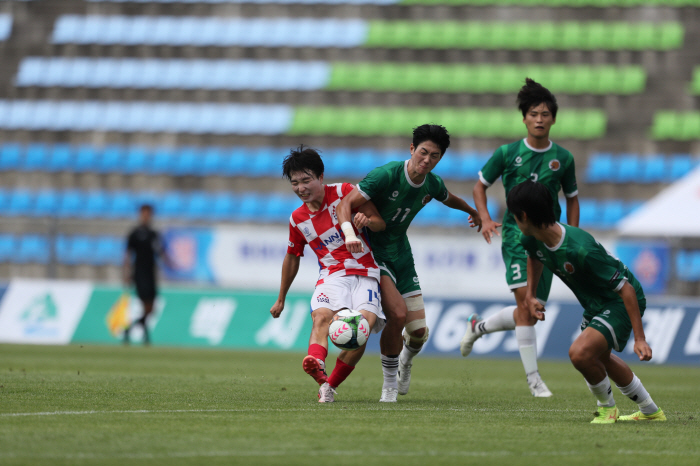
282, 145, 324, 181
412, 124, 450, 155
517, 78, 558, 118
506, 180, 556, 229
140, 204, 154, 214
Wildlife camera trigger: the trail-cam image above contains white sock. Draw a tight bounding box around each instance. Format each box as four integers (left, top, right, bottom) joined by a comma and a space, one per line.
400, 343, 420, 365
476, 305, 516, 336
381, 355, 399, 390
586, 376, 615, 407
616, 374, 659, 415
516, 326, 539, 376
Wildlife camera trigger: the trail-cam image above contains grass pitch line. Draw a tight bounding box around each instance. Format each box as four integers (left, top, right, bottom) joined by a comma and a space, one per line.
1, 407, 585, 417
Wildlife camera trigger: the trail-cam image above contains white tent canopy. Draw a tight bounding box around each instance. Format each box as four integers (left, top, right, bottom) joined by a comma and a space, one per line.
617, 165, 700, 237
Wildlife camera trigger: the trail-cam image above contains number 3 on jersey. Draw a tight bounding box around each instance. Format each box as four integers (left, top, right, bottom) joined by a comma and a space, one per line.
511, 264, 522, 280
391, 208, 411, 223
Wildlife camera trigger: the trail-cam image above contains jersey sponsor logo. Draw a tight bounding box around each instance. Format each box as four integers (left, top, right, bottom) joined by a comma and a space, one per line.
388, 191, 399, 201
316, 293, 330, 304
323, 231, 343, 246
514, 156, 523, 167
549, 159, 561, 171
564, 262, 575, 273
422, 195, 432, 206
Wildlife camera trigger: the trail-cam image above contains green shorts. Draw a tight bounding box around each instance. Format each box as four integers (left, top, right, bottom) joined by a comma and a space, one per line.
502, 237, 553, 303
375, 254, 421, 298
581, 298, 646, 352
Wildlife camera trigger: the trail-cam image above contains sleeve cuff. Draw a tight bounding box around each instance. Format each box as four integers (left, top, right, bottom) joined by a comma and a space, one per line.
478, 171, 493, 187
357, 186, 371, 200
565, 190, 579, 198
613, 277, 628, 292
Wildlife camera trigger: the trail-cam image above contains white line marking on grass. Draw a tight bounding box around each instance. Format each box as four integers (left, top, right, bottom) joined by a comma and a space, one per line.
0, 407, 582, 417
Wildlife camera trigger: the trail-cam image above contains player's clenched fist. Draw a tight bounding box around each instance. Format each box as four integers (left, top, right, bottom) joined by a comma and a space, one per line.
525, 294, 546, 321
270, 299, 284, 318
340, 221, 364, 254
353, 212, 371, 230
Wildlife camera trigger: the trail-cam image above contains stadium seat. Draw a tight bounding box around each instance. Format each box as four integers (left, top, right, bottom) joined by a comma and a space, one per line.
586, 153, 614, 183
123, 146, 150, 174
15, 234, 50, 264
676, 250, 700, 282
0, 143, 21, 170
33, 190, 59, 217
22, 143, 49, 171
615, 154, 642, 183
82, 191, 110, 219
640, 154, 667, 183
6, 190, 34, 217
94, 236, 123, 266
0, 234, 16, 262
57, 190, 86, 218
668, 154, 694, 181
46, 144, 73, 172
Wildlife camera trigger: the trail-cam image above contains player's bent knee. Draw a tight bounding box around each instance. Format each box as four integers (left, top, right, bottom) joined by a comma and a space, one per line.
403, 319, 429, 345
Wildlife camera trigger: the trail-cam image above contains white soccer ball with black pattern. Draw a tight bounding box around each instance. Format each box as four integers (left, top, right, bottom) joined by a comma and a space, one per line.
329, 309, 370, 350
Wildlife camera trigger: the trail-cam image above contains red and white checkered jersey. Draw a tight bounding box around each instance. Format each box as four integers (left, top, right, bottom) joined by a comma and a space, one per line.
287, 183, 380, 286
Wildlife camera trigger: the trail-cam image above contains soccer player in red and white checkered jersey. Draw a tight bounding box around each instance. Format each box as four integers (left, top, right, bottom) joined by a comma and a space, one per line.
270, 145, 387, 403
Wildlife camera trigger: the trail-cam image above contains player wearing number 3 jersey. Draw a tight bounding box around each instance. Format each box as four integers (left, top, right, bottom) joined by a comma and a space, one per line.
337, 124, 482, 402
270, 146, 387, 403
460, 78, 580, 398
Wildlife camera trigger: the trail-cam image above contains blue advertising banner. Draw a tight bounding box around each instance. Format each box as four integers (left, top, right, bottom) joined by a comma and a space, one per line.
363, 297, 700, 366
163, 228, 215, 282
616, 240, 670, 295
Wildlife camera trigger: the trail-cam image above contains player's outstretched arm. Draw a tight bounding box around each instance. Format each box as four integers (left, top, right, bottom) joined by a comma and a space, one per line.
566, 195, 580, 227
473, 180, 502, 244
525, 256, 546, 321
442, 190, 482, 231
270, 253, 301, 318
617, 281, 652, 361
337, 188, 370, 254
355, 200, 386, 232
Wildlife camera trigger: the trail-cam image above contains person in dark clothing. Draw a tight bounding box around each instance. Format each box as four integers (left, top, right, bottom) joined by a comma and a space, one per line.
123, 204, 169, 345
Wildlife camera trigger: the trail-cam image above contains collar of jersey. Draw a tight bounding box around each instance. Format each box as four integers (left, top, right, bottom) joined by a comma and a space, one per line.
545, 222, 566, 251
299, 187, 328, 215
404, 160, 426, 188
523, 138, 553, 153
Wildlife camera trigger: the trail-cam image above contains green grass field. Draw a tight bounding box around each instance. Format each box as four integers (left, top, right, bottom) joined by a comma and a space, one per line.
1, 344, 698, 466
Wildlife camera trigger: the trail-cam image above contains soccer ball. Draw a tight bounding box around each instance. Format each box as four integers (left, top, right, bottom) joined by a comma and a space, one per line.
328, 309, 370, 351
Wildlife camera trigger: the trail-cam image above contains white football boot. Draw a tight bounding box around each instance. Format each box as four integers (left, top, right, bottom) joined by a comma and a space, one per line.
459, 313, 482, 357
379, 387, 398, 402
527, 373, 553, 398
397, 357, 412, 396
318, 382, 336, 403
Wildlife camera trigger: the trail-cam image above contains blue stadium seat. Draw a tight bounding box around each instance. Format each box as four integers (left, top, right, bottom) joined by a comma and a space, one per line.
0, 234, 16, 262
0, 14, 13, 42
237, 192, 263, 222
123, 146, 150, 174
616, 154, 642, 183
210, 192, 236, 221
323, 148, 354, 177
159, 191, 186, 219
601, 200, 625, 229
640, 154, 667, 183
183, 191, 211, 220
16, 234, 50, 264
172, 146, 201, 176
248, 147, 279, 177
578, 199, 598, 228
33, 190, 59, 217
456, 153, 485, 180
263, 193, 293, 223
200, 147, 225, 176
0, 143, 21, 170
82, 190, 110, 219
108, 191, 137, 218
586, 153, 614, 183
71, 236, 97, 265
73, 145, 99, 172
219, 147, 252, 177
6, 189, 34, 217
668, 154, 695, 181
55, 235, 72, 264
47, 144, 73, 172
94, 236, 123, 266
22, 143, 49, 171
149, 147, 176, 174
57, 190, 86, 218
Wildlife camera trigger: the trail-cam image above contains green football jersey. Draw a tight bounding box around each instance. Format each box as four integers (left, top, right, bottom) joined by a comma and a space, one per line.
480, 139, 577, 244
521, 224, 645, 315
357, 160, 448, 261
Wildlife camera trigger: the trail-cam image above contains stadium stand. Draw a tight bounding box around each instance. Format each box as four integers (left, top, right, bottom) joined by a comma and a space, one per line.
0, 0, 698, 288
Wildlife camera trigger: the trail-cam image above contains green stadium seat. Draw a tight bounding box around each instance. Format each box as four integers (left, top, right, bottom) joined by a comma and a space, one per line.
659, 23, 684, 50
679, 113, 700, 141
692, 68, 700, 95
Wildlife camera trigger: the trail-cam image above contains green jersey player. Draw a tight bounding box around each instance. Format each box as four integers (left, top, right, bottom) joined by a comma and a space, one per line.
460, 78, 580, 398
508, 180, 665, 424
337, 124, 481, 402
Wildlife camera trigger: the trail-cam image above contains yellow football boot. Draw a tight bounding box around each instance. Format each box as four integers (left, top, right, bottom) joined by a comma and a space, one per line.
618, 408, 666, 421
590, 406, 619, 424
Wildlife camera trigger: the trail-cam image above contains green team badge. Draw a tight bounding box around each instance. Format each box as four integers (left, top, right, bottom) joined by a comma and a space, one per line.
21, 293, 58, 324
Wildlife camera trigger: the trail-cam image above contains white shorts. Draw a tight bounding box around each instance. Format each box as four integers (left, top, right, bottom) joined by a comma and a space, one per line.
310, 275, 385, 333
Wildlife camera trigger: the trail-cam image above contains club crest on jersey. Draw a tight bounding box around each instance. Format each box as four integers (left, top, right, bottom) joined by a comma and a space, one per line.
549, 159, 561, 171
303, 227, 310, 236
317, 293, 330, 303
536, 251, 544, 258
422, 195, 432, 206
514, 156, 523, 167
564, 262, 575, 273
388, 191, 399, 201
288, 241, 294, 248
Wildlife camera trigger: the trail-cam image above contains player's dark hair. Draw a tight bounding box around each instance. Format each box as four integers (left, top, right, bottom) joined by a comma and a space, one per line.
412, 124, 450, 155
282, 145, 324, 181
506, 180, 556, 229
517, 78, 558, 118
139, 204, 154, 214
